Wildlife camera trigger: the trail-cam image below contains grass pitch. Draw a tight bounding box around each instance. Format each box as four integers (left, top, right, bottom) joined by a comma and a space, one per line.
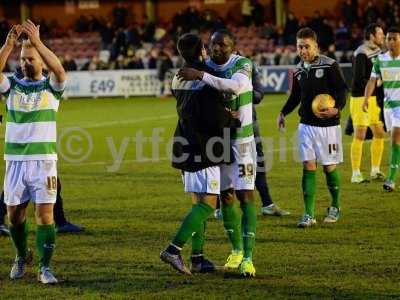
0, 95, 399, 299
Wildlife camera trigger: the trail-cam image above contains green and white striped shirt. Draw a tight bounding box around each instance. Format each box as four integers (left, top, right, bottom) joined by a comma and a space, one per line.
371, 52, 400, 109
0, 75, 64, 161
205, 54, 254, 144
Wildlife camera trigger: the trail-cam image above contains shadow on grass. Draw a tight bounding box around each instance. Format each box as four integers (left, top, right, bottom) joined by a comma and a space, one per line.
55, 267, 400, 300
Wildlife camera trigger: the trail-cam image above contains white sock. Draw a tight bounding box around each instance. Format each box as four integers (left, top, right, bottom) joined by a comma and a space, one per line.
352, 170, 361, 177
371, 166, 380, 174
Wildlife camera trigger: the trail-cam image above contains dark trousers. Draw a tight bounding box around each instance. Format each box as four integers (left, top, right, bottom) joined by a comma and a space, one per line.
253, 119, 273, 207
0, 177, 67, 226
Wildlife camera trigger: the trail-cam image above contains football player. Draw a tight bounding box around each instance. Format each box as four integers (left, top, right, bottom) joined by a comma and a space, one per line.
178, 29, 258, 276
350, 24, 386, 183
364, 27, 400, 192
277, 28, 347, 227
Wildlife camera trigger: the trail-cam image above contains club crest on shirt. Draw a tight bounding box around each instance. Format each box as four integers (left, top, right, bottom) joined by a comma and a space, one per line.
315, 69, 324, 78
10, 90, 48, 110
209, 180, 219, 191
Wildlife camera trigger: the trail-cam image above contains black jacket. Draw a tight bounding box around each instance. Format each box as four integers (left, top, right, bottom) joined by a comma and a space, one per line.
281, 55, 347, 127
171, 62, 241, 172
351, 41, 384, 104
252, 62, 265, 122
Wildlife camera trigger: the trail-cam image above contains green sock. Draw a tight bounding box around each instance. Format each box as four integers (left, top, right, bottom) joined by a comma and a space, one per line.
191, 219, 206, 255
388, 144, 400, 182
302, 170, 316, 217
325, 169, 341, 208
240, 201, 256, 260
221, 201, 242, 252
36, 224, 56, 268
10, 220, 29, 258
172, 202, 213, 249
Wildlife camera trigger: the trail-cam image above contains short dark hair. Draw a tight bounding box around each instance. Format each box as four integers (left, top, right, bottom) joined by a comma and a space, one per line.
177, 33, 203, 62
387, 26, 400, 35
211, 29, 236, 45
364, 23, 381, 40
296, 27, 318, 42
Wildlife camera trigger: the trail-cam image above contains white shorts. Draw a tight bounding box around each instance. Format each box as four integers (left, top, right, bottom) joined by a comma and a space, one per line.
183, 166, 220, 195
298, 124, 343, 165
384, 107, 400, 131
4, 160, 58, 206
221, 141, 257, 191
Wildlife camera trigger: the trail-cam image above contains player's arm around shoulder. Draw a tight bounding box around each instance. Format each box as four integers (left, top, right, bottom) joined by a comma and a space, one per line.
178, 57, 253, 95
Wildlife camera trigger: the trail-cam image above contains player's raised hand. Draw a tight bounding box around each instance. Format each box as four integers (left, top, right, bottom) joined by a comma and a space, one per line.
5, 25, 22, 48
177, 68, 204, 81
22, 20, 41, 46
362, 98, 369, 112
277, 112, 286, 131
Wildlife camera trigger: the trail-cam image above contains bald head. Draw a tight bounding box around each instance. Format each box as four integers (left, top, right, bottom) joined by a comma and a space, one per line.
209, 30, 235, 65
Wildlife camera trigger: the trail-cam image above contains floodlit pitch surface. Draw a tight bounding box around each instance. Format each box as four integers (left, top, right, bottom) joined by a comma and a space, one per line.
0, 95, 398, 299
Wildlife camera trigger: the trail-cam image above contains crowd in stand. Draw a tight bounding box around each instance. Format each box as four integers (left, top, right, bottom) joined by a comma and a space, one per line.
1, 0, 399, 72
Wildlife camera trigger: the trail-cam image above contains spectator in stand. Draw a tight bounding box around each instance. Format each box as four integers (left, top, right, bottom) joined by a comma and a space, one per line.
241, 0, 253, 26
156, 50, 173, 97
182, 5, 202, 32
110, 54, 125, 70
384, 0, 398, 27
113, 1, 128, 29
110, 28, 127, 60
75, 15, 89, 32
0, 18, 10, 45
62, 54, 77, 71
319, 19, 335, 51
283, 12, 299, 45
275, 26, 285, 46
279, 47, 293, 65
8, 1, 397, 71
309, 11, 324, 34
142, 16, 156, 43
172, 10, 184, 32
36, 18, 51, 38
326, 44, 338, 61
126, 54, 144, 69
147, 49, 158, 69
100, 21, 114, 50
125, 23, 142, 48
203, 10, 216, 30
87, 15, 102, 32
260, 21, 277, 40
82, 55, 107, 71
341, 0, 357, 26
251, 0, 265, 26
274, 47, 283, 65
364, 1, 380, 24
335, 20, 351, 51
